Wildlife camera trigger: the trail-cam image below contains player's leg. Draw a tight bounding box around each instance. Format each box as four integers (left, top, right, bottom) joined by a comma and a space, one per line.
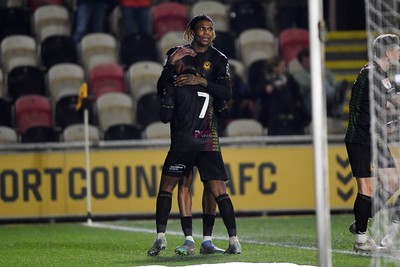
175, 171, 195, 256
200, 187, 224, 254
147, 174, 180, 256
198, 151, 241, 254
204, 180, 241, 254
148, 152, 190, 256
378, 167, 400, 248
346, 142, 376, 252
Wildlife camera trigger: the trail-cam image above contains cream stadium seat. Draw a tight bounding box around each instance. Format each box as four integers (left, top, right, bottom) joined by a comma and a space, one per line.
158, 31, 184, 60
33, 5, 70, 42
80, 33, 117, 72
1, 35, 38, 73
228, 58, 246, 83
96, 92, 135, 131
126, 61, 163, 101
190, 1, 229, 31
47, 63, 85, 102
226, 119, 263, 137
238, 28, 276, 68
0, 126, 17, 144
144, 121, 170, 139
0, 69, 4, 97
62, 123, 100, 142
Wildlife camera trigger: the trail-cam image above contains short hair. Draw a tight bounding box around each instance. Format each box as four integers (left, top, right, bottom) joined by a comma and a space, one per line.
183, 14, 215, 42
373, 34, 399, 59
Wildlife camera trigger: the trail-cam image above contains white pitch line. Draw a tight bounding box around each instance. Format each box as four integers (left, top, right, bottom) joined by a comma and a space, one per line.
83, 222, 396, 259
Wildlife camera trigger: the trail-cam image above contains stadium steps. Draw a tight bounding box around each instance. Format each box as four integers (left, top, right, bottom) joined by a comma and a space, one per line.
325, 30, 368, 83
324, 30, 368, 122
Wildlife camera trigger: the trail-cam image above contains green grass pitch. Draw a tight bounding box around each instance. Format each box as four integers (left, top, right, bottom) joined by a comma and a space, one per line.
1, 214, 399, 267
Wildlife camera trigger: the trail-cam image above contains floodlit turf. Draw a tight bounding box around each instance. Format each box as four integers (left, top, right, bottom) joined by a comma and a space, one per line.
0, 214, 399, 267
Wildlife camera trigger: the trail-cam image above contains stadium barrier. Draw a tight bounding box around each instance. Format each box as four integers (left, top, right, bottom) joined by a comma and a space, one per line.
0, 135, 354, 221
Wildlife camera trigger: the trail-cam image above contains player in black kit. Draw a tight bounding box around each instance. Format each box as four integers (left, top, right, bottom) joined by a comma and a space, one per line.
147, 14, 241, 256
345, 34, 400, 252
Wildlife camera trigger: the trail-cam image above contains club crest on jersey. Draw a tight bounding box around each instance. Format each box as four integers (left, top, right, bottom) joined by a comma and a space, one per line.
382, 78, 392, 90
203, 61, 211, 70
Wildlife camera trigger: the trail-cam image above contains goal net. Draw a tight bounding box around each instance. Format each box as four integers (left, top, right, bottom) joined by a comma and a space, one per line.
365, 0, 400, 265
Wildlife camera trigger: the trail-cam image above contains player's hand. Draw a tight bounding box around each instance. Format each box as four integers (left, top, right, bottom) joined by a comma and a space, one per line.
169, 47, 196, 65
174, 74, 199, 86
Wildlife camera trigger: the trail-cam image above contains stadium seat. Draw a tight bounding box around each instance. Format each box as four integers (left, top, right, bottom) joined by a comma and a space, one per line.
15, 94, 52, 134
229, 0, 267, 37
96, 92, 135, 132
228, 58, 246, 83
27, 0, 65, 12
126, 61, 163, 101
0, 69, 4, 97
226, 119, 263, 137
55, 95, 95, 130
190, 1, 229, 31
103, 123, 142, 141
0, 126, 17, 144
89, 63, 125, 101
152, 2, 187, 40
33, 5, 70, 42
80, 33, 118, 72
278, 28, 309, 65
1, 35, 38, 73
0, 7, 31, 42
0, 98, 13, 127
47, 63, 84, 101
7, 66, 46, 101
213, 31, 237, 59
136, 92, 160, 128
108, 5, 122, 38
40, 35, 77, 70
119, 33, 158, 68
62, 123, 100, 142
144, 121, 170, 139
21, 126, 59, 143
238, 28, 276, 68
158, 31, 184, 60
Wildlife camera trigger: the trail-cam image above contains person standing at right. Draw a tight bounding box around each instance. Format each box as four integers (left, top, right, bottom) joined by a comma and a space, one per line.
345, 33, 400, 253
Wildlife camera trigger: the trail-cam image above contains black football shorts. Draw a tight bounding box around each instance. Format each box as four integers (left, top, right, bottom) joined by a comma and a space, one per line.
162, 151, 229, 181
346, 142, 396, 178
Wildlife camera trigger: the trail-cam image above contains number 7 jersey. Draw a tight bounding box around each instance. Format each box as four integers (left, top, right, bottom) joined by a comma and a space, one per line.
170, 84, 220, 152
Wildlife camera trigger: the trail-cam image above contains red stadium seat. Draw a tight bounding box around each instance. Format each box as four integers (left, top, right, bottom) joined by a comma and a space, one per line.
152, 2, 187, 40
15, 95, 52, 134
278, 28, 309, 65
89, 63, 125, 101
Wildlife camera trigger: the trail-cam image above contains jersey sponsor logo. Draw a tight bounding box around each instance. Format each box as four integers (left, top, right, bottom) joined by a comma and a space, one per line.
203, 61, 211, 71
194, 129, 213, 138
168, 164, 186, 173
382, 78, 392, 90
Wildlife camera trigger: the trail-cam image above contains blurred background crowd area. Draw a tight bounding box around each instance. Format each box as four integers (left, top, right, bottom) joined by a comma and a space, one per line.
0, 0, 367, 144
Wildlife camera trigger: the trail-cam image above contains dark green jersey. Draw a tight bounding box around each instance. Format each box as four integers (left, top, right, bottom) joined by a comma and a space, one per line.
345, 61, 393, 145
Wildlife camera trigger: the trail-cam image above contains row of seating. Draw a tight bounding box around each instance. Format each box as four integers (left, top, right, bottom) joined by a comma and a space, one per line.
0, 0, 268, 43
0, 25, 309, 93
0, 111, 264, 144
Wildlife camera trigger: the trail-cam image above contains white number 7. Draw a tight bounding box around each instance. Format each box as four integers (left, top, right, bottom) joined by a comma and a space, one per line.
197, 92, 209, 118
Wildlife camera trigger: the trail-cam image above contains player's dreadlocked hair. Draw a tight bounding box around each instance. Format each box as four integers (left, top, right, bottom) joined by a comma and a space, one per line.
183, 14, 215, 42
373, 33, 399, 59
